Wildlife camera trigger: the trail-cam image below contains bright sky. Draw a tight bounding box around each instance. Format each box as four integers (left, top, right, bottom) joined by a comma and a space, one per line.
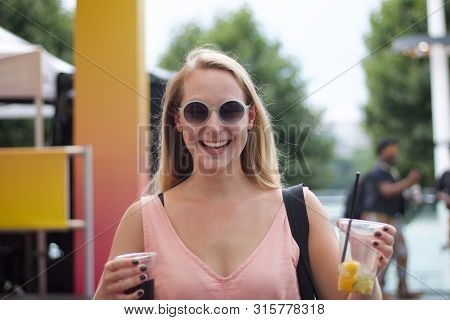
63, 0, 381, 124
145, 0, 381, 124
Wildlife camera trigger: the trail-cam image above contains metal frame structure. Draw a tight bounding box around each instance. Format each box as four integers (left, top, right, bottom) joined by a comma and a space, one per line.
0, 145, 94, 298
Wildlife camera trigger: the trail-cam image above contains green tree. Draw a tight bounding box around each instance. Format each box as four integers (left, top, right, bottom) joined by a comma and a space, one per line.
0, 0, 73, 63
0, 0, 73, 147
159, 6, 335, 188
363, 0, 450, 185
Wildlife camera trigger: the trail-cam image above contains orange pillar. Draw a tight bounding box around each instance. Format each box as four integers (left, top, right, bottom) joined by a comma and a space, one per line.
74, 0, 148, 295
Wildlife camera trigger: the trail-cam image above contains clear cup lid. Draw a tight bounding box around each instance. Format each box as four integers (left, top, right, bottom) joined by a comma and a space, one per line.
116, 252, 156, 261
337, 218, 385, 236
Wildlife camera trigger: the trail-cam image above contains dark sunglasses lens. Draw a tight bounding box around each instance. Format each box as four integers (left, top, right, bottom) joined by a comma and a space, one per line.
219, 101, 245, 123
184, 102, 209, 124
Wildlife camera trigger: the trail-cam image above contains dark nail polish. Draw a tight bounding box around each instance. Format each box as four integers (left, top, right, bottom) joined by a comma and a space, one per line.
139, 264, 147, 272
373, 241, 379, 247
379, 256, 384, 261
375, 231, 382, 237
383, 227, 389, 232
139, 274, 147, 281
137, 290, 144, 297
132, 259, 139, 265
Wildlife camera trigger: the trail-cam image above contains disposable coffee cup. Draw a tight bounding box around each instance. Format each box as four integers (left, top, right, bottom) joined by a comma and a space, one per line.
116, 252, 156, 300
336, 218, 383, 295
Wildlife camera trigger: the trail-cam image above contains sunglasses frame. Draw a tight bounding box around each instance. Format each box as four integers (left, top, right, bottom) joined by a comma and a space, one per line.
177, 99, 252, 125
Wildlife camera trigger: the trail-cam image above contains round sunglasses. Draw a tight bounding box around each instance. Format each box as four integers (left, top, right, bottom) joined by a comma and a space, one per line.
177, 100, 252, 125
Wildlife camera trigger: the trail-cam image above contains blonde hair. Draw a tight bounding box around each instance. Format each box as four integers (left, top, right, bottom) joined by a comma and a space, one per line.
149, 48, 281, 193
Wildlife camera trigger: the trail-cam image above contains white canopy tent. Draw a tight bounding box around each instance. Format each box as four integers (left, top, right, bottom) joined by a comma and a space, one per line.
0, 26, 74, 146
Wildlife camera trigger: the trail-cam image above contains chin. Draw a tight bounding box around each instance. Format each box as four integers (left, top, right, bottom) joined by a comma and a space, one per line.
197, 159, 233, 175
192, 141, 243, 175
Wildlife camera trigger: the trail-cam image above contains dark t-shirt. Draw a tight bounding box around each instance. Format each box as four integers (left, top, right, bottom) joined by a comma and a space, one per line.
436, 170, 450, 194
364, 163, 404, 216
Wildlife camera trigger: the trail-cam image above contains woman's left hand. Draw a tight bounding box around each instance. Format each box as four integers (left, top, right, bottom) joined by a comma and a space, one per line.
371, 224, 397, 274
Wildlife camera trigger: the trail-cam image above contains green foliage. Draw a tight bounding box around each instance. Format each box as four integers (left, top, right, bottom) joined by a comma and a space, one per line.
0, 0, 73, 63
363, 0, 450, 185
327, 148, 376, 190
0, 119, 52, 147
0, 0, 73, 147
158, 6, 335, 188
0, 119, 34, 147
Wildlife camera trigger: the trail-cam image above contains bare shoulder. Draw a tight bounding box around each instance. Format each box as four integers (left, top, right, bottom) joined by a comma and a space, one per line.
107, 198, 147, 261
122, 199, 144, 221
302, 187, 336, 245
303, 187, 330, 224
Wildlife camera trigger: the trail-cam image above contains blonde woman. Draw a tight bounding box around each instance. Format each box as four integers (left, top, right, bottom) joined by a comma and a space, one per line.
93, 48, 396, 300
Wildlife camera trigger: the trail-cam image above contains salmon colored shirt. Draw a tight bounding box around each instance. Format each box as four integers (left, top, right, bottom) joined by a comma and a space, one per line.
141, 194, 301, 299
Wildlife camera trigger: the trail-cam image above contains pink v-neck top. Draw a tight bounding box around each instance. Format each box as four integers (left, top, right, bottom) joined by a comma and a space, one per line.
140, 195, 301, 300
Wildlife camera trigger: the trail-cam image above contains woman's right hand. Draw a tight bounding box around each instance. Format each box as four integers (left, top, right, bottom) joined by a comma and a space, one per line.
94, 258, 149, 300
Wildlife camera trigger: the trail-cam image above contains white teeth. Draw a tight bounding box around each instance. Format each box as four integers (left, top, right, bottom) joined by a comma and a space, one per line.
201, 140, 230, 148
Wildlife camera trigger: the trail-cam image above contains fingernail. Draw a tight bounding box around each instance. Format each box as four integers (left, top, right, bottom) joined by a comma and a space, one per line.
379, 256, 384, 261
132, 259, 139, 265
139, 264, 147, 272
139, 274, 147, 281
383, 227, 389, 232
373, 241, 379, 247
137, 290, 144, 297
375, 231, 382, 237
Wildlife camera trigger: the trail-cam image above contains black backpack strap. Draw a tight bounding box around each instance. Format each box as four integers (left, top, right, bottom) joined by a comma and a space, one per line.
282, 184, 319, 300
158, 193, 164, 207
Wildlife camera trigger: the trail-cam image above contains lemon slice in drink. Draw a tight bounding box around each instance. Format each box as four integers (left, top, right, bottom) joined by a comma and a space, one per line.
342, 261, 360, 276
353, 275, 375, 295
337, 261, 360, 292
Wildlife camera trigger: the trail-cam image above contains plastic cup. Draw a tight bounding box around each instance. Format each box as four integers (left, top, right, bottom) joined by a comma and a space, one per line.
115, 252, 156, 299
336, 218, 383, 295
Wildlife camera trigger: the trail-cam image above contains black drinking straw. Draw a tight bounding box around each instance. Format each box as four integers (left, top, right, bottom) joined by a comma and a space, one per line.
341, 172, 361, 263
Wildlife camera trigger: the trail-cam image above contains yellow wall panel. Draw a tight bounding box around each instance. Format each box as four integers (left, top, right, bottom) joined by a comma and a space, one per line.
0, 149, 69, 229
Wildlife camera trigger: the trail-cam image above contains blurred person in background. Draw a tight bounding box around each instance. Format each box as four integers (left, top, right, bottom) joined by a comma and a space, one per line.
361, 138, 422, 299
436, 170, 450, 249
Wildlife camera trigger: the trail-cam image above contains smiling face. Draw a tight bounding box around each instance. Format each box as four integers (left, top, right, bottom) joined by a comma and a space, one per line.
175, 68, 256, 175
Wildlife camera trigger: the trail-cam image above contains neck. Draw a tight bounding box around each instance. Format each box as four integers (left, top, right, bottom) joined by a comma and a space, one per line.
184, 162, 258, 201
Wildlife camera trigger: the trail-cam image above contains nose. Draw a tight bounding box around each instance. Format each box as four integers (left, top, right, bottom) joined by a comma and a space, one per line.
200, 110, 224, 139
204, 109, 222, 127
